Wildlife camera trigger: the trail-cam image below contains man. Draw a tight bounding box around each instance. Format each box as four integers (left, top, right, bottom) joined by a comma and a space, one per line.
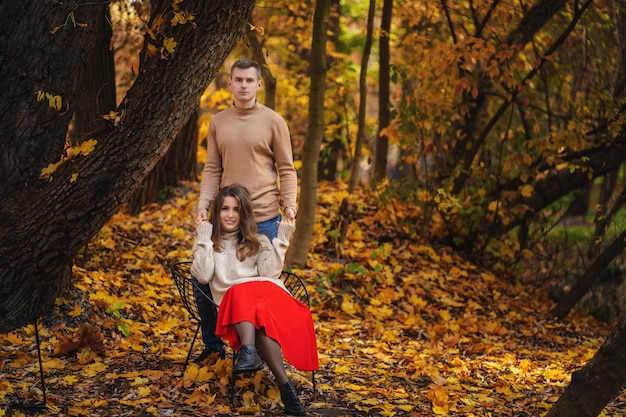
193, 58, 298, 362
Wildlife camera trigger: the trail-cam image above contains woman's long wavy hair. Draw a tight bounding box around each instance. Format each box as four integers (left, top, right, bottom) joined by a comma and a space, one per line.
209, 184, 261, 260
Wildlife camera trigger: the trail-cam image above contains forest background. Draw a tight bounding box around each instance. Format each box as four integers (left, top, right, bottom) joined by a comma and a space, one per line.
1, 0, 626, 416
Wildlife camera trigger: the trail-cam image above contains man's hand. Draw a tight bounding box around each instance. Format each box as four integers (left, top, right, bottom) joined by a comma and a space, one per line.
196, 208, 208, 226
284, 207, 296, 221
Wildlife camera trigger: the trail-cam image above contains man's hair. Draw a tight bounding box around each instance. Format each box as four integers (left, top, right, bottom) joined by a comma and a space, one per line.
230, 59, 261, 80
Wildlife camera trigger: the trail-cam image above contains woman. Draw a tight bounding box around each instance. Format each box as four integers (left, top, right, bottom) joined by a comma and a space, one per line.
190, 184, 318, 416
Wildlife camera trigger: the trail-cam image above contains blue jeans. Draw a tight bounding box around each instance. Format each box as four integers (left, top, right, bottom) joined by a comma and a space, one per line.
256, 214, 281, 240
196, 213, 281, 351
192, 275, 224, 354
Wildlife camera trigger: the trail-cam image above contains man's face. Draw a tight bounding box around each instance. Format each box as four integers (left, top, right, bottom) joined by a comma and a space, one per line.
228, 67, 262, 106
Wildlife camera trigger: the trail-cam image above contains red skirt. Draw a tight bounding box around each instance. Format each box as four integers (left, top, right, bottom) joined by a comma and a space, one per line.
216, 281, 319, 371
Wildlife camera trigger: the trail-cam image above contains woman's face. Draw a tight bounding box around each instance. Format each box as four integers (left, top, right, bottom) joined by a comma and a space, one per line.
219, 196, 241, 232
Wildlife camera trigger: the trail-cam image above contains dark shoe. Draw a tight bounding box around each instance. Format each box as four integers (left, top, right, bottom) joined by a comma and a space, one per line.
195, 347, 225, 364
232, 344, 263, 374
279, 380, 306, 416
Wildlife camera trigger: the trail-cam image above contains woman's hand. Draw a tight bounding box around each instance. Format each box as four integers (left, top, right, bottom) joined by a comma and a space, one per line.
280, 217, 295, 227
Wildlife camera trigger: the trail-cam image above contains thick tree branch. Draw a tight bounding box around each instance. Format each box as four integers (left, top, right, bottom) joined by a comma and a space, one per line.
551, 228, 626, 319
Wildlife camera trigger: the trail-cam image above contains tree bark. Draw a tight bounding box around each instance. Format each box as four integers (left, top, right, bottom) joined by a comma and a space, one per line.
285, 0, 330, 266
126, 109, 199, 214
374, 0, 392, 181
563, 183, 592, 218
545, 318, 626, 417
317, 0, 342, 181
69, 5, 117, 146
0, 0, 255, 329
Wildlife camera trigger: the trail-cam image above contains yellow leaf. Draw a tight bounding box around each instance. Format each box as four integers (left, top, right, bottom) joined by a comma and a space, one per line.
361, 398, 379, 405
70, 173, 78, 183
147, 43, 158, 56
68, 304, 85, 317
102, 111, 118, 121
520, 184, 534, 198
150, 14, 163, 35
196, 366, 214, 383
40, 161, 63, 179
480, 271, 496, 282
100, 238, 116, 250
49, 94, 62, 111
183, 364, 200, 380
67, 406, 88, 416
366, 304, 393, 318
42, 358, 68, 369
163, 37, 177, 53
77, 348, 97, 365
267, 384, 280, 400
439, 309, 451, 321
83, 361, 108, 377
74, 139, 97, 156
130, 376, 149, 386
171, 12, 185, 26
3, 333, 23, 345
333, 365, 352, 374
64, 375, 79, 385
432, 404, 449, 415
408, 294, 427, 308
341, 295, 360, 315
487, 200, 499, 212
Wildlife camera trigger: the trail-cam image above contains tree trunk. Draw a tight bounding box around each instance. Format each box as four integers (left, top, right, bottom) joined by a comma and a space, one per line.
285, 0, 330, 266
317, 0, 342, 181
69, 4, 117, 146
563, 183, 592, 218
126, 109, 199, 214
545, 318, 626, 417
0, 0, 255, 329
374, 0, 392, 180
246, 24, 277, 110
347, 0, 375, 194
338, 0, 375, 246
551, 228, 626, 319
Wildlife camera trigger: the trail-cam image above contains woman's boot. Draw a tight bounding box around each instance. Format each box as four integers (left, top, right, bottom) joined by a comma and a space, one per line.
279, 380, 306, 416
233, 344, 263, 373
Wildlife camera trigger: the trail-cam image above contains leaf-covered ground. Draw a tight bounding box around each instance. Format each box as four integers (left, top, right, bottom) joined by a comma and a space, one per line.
1, 181, 625, 417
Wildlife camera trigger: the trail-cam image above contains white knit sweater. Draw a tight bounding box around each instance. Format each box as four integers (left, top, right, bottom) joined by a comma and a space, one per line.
190, 222, 295, 305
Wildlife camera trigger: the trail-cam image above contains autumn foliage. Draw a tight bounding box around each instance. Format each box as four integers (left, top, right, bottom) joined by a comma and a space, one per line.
2, 2, 626, 414
1, 182, 624, 416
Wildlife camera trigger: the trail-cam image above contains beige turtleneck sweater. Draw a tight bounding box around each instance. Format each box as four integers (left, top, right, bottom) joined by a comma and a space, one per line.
197, 102, 298, 222
190, 221, 295, 305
